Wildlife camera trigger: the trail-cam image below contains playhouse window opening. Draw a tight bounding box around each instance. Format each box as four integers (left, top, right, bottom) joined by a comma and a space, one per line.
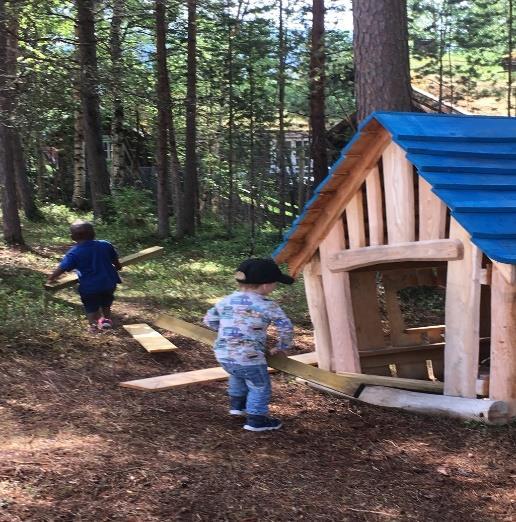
397, 285, 445, 329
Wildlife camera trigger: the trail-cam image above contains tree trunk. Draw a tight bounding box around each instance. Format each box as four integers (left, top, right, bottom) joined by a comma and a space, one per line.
226, 21, 235, 235
76, 0, 111, 220
352, 0, 412, 121
72, 105, 88, 209
183, 0, 197, 235
6, 3, 40, 221
0, 0, 23, 244
310, 0, 328, 187
155, 0, 170, 238
110, 0, 125, 186
508, 0, 513, 116
12, 130, 40, 220
277, 0, 288, 232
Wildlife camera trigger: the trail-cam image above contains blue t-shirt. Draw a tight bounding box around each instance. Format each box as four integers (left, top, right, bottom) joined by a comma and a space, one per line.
59, 240, 122, 294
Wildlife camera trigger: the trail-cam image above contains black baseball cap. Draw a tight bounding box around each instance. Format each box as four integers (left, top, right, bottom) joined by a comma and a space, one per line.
235, 258, 294, 285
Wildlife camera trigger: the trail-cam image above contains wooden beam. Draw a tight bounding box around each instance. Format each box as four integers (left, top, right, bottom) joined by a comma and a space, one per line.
44, 246, 164, 292
327, 239, 463, 273
365, 166, 384, 246
287, 129, 391, 276
303, 256, 333, 370
154, 314, 217, 345
444, 219, 482, 398
382, 141, 415, 244
123, 323, 178, 353
418, 177, 447, 240
489, 264, 516, 418
270, 354, 442, 393
334, 371, 443, 393
120, 352, 319, 391
319, 220, 361, 373
345, 190, 366, 249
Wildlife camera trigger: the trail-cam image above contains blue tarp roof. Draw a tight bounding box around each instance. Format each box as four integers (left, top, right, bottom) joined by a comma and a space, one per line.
273, 111, 516, 265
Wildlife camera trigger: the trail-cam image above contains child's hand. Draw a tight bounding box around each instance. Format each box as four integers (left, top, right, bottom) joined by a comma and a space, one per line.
268, 347, 287, 357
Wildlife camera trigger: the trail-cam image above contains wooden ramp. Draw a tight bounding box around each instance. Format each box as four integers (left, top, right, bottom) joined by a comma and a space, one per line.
120, 352, 319, 391
44, 246, 164, 292
123, 323, 178, 353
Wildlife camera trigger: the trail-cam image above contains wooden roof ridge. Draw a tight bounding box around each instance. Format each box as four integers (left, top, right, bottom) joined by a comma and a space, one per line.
273, 111, 516, 276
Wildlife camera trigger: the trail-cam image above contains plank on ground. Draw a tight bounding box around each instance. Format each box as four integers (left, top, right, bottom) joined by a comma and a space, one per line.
44, 246, 164, 292
123, 323, 178, 353
154, 314, 217, 345
269, 354, 443, 394
120, 352, 319, 391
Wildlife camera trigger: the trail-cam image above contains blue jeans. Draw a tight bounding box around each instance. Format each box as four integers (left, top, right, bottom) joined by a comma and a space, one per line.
220, 362, 271, 416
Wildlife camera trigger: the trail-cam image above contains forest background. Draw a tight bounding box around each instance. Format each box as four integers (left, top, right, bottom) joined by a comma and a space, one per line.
1, 0, 516, 248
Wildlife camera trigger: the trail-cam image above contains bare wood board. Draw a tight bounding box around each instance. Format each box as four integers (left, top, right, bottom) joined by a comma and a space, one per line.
123, 323, 178, 353
154, 314, 217, 345
120, 352, 319, 391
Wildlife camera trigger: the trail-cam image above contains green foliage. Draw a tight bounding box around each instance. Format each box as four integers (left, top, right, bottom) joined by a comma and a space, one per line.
106, 188, 156, 230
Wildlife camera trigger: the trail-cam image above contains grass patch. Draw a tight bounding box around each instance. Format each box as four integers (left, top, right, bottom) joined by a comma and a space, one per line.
1, 206, 310, 347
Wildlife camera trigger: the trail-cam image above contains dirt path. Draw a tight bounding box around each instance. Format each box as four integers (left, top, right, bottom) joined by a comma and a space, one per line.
0, 302, 515, 521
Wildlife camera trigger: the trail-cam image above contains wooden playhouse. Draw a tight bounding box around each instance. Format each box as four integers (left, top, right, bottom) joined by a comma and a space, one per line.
273, 112, 516, 424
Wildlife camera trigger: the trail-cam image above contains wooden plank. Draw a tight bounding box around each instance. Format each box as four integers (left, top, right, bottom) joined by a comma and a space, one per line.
489, 264, 516, 417
345, 189, 366, 249
418, 177, 447, 240
267, 354, 360, 396
382, 141, 415, 244
319, 220, 361, 373
286, 128, 392, 276
350, 271, 385, 350
120, 352, 319, 391
365, 166, 384, 246
327, 239, 463, 273
404, 325, 445, 344
269, 354, 442, 393
123, 323, 178, 353
303, 256, 333, 370
155, 314, 217, 345
44, 246, 165, 292
444, 219, 482, 398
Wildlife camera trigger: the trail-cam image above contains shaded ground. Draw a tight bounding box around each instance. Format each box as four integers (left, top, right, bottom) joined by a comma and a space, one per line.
0, 239, 515, 521
1, 313, 515, 522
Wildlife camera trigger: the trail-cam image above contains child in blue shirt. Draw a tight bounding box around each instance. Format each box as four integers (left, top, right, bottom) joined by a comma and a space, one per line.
47, 220, 122, 332
204, 258, 294, 432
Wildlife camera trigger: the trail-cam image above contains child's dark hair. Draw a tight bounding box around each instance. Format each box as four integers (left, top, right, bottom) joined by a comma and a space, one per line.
70, 220, 95, 241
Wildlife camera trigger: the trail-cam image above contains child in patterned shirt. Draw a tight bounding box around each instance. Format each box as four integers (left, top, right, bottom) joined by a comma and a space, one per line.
204, 258, 294, 432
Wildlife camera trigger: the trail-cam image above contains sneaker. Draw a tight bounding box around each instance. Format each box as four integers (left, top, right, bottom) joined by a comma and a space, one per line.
98, 318, 113, 330
87, 323, 99, 334
243, 415, 283, 432
229, 396, 246, 416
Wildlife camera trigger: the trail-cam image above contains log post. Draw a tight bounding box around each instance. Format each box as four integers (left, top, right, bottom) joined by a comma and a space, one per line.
319, 219, 361, 372
303, 255, 332, 370
489, 264, 516, 418
444, 219, 482, 398
382, 141, 415, 244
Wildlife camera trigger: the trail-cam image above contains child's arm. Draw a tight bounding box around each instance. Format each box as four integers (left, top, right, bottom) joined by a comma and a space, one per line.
203, 306, 220, 331
268, 304, 294, 355
46, 266, 65, 283
108, 243, 122, 271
